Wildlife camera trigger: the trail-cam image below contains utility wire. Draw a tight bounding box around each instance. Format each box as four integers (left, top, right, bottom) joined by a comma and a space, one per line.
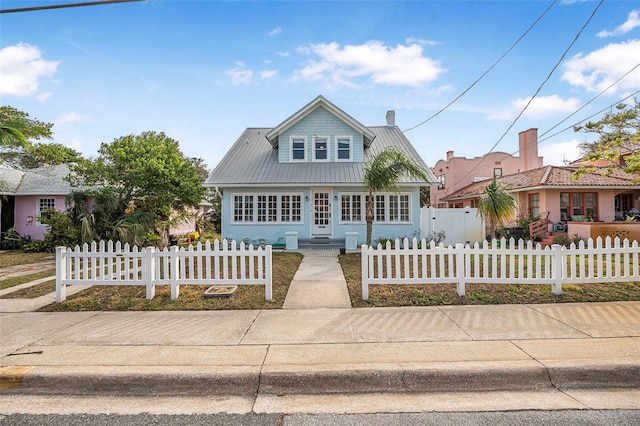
440, 0, 604, 195
403, 0, 557, 133
0, 0, 143, 14
539, 62, 640, 139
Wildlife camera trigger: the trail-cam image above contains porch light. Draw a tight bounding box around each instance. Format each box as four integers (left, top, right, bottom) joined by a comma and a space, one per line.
27, 216, 34, 223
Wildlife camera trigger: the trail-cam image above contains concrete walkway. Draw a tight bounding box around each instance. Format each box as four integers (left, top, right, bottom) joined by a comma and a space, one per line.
283, 250, 351, 309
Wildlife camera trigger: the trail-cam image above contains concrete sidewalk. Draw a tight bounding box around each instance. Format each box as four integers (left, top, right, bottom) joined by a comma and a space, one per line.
0, 251, 639, 414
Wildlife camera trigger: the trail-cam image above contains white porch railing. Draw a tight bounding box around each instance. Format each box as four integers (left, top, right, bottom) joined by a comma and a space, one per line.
361, 237, 640, 300
56, 239, 273, 302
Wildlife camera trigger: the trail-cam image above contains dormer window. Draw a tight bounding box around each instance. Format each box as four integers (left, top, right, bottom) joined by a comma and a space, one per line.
313, 137, 329, 162
336, 136, 352, 161
290, 136, 306, 161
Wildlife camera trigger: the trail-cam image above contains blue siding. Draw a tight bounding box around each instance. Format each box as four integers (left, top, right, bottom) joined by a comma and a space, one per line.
278, 107, 364, 163
222, 186, 422, 247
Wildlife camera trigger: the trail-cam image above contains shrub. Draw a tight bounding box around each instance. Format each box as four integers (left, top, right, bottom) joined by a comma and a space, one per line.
552, 233, 584, 248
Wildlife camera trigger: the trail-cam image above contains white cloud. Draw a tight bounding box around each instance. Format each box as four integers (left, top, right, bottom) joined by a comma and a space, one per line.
405, 36, 440, 46
56, 112, 90, 125
268, 27, 282, 37
37, 92, 52, 102
489, 95, 581, 120
294, 40, 445, 88
540, 139, 582, 166
260, 69, 278, 79
597, 10, 640, 38
226, 65, 253, 85
561, 39, 640, 93
0, 43, 59, 97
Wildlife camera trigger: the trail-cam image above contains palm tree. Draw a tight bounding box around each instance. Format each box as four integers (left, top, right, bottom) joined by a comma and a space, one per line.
363, 147, 429, 246
476, 177, 516, 240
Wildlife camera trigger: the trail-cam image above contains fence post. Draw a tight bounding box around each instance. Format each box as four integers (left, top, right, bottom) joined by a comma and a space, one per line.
551, 244, 563, 295
146, 247, 155, 299
170, 246, 180, 300
55, 246, 67, 302
361, 244, 369, 301
265, 245, 273, 301
455, 243, 466, 296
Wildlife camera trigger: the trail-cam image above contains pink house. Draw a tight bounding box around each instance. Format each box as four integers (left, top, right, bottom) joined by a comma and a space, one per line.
1, 164, 76, 241
430, 128, 543, 208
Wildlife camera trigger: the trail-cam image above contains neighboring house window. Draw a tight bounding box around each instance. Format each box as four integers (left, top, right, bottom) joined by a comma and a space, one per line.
313, 137, 329, 161
36, 197, 56, 226
375, 195, 386, 222
336, 136, 352, 161
438, 174, 445, 189
290, 137, 306, 161
494, 168, 502, 178
340, 194, 362, 223
529, 193, 540, 218
233, 193, 302, 224
561, 192, 598, 219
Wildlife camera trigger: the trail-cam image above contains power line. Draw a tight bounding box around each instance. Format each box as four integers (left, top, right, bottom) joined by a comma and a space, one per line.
539, 62, 640, 139
403, 0, 557, 133
0, 0, 143, 14
439, 0, 604, 196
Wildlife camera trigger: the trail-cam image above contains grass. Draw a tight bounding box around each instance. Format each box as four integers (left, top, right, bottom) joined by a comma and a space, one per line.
0, 251, 55, 268
339, 252, 640, 307
38, 251, 303, 312
0, 270, 56, 291
0, 279, 55, 299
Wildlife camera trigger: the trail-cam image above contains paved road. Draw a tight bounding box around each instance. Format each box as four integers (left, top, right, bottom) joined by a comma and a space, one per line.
2, 411, 640, 425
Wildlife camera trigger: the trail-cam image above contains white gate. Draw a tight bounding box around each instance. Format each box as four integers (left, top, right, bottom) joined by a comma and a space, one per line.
420, 207, 485, 245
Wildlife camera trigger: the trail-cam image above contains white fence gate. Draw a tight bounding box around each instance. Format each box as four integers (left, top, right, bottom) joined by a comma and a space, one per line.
56, 240, 273, 302
420, 207, 485, 245
361, 236, 640, 300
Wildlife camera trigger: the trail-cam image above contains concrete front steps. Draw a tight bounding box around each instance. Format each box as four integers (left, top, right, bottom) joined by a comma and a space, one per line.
297, 238, 345, 250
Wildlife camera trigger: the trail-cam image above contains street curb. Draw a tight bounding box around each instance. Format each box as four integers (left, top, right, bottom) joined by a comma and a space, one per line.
2, 362, 638, 397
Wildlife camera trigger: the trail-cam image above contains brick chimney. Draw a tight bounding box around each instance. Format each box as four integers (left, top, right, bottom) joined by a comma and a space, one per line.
446, 150, 454, 160
386, 110, 396, 127
519, 128, 542, 171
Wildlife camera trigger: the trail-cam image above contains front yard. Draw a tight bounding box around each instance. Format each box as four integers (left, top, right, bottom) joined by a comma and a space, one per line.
339, 252, 640, 307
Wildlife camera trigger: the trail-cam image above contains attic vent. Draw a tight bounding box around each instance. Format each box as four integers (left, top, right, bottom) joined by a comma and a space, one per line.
386, 110, 396, 127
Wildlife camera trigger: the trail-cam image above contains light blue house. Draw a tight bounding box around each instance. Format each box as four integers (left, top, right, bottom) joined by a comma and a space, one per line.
204, 96, 437, 248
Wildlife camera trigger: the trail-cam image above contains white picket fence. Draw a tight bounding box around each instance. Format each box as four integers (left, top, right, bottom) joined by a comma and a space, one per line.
361, 236, 640, 300
56, 240, 273, 302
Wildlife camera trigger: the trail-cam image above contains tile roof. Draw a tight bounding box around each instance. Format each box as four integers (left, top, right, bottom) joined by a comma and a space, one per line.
205, 125, 437, 187
442, 165, 639, 201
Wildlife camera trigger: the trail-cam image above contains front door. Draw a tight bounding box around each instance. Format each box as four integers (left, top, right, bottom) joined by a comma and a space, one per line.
312, 190, 332, 237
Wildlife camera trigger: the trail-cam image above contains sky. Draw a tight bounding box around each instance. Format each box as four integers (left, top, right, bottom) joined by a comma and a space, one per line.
1, 0, 640, 176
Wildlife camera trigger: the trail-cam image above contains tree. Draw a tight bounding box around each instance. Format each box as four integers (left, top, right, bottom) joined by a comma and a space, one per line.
363, 147, 429, 246
477, 177, 516, 240
574, 100, 640, 182
70, 131, 206, 246
0, 106, 53, 151
5, 142, 84, 169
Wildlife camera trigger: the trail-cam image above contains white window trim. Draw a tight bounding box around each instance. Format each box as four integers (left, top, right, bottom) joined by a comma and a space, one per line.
335, 135, 353, 162
312, 136, 330, 162
338, 192, 364, 224
231, 193, 304, 224
370, 192, 412, 224
36, 197, 56, 227
289, 136, 307, 162
339, 192, 412, 224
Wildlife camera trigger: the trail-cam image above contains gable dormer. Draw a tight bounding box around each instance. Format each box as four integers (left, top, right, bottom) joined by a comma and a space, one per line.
265, 95, 376, 164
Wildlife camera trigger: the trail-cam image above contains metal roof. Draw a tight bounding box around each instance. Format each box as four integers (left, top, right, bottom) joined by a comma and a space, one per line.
265, 95, 376, 148
205, 125, 437, 187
